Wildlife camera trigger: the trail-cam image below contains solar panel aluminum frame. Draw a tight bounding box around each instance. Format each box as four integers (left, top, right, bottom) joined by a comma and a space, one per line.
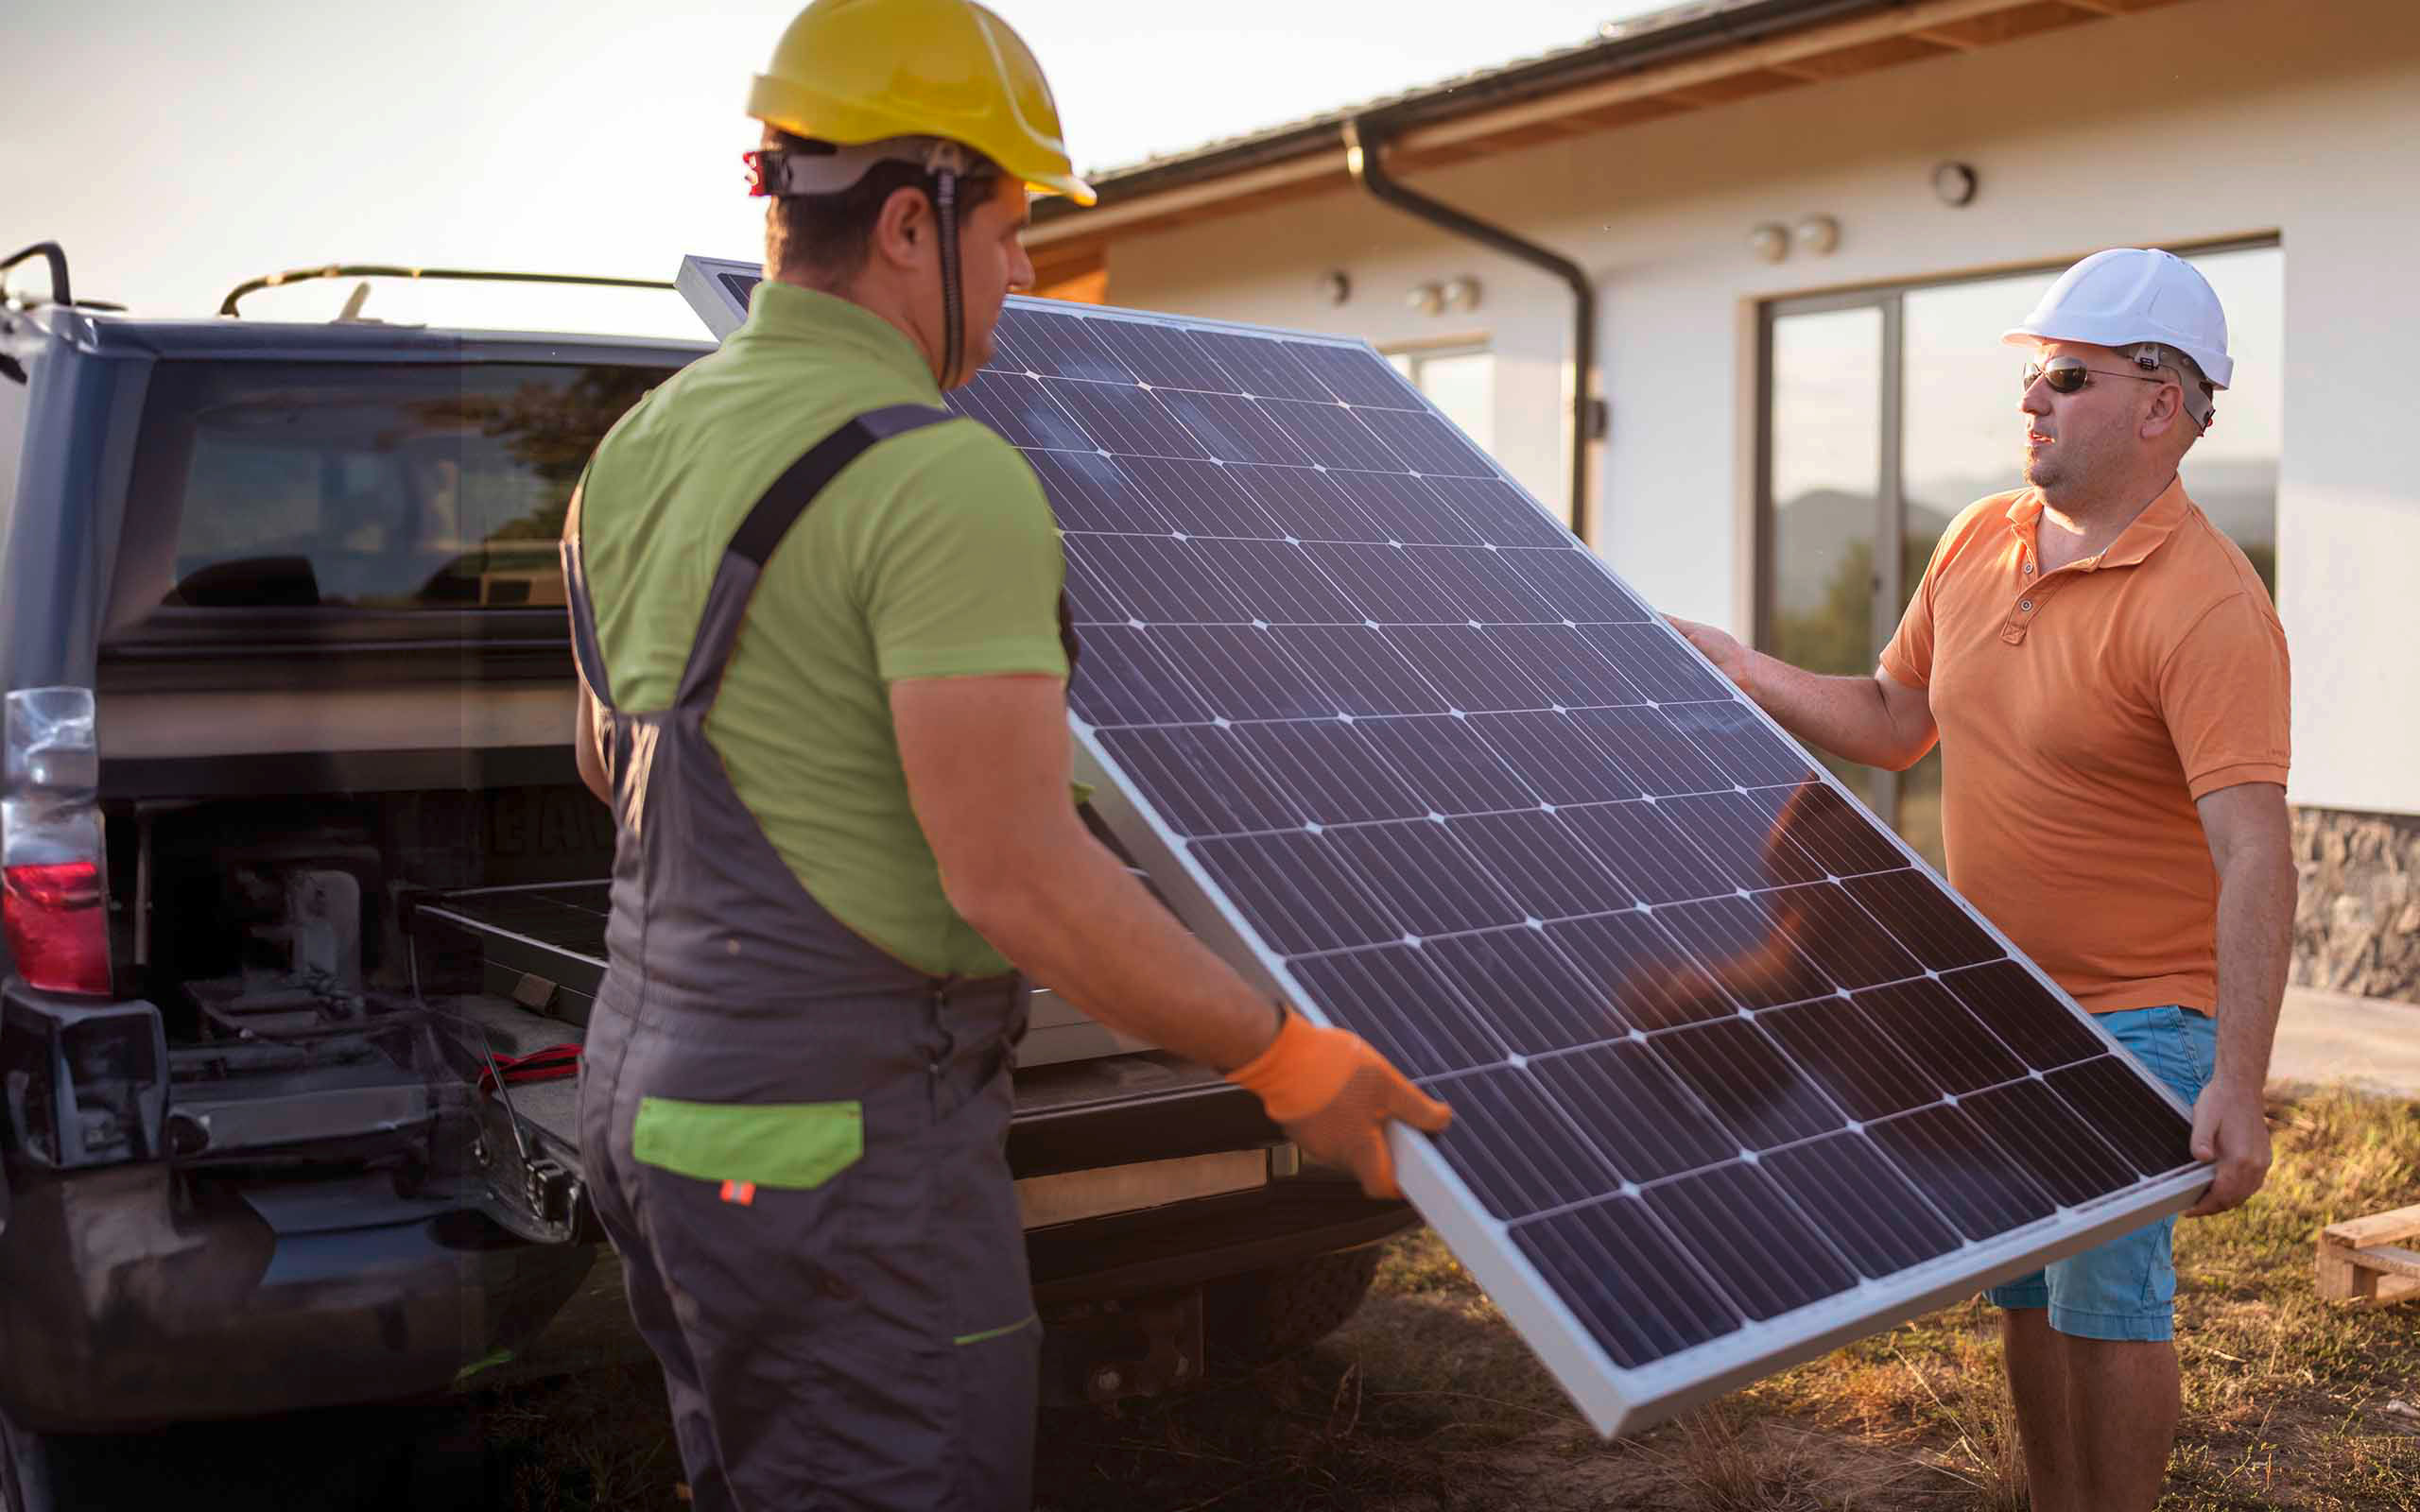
1074, 753, 2206, 1434
408, 883, 614, 1000
672, 258, 2212, 1436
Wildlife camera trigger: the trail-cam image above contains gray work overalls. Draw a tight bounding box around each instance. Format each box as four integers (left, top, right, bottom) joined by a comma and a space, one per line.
566, 406, 1045, 1511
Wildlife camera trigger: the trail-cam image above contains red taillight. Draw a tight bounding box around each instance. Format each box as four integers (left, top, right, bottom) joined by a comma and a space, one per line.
4, 861, 112, 996
6, 687, 112, 998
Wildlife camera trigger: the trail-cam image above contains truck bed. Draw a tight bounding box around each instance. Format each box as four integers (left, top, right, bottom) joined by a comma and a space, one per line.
406, 883, 1271, 1180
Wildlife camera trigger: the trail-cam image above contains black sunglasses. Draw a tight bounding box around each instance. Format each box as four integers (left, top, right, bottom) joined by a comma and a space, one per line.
2022, 354, 2170, 395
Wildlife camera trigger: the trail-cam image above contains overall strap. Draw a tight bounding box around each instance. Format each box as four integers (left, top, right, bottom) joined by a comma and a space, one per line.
560, 470, 618, 712
674, 404, 957, 712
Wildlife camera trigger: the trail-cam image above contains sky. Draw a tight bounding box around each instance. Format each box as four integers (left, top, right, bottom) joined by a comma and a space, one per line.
5, 0, 1670, 336
8, 0, 2285, 497
1771, 247, 2286, 509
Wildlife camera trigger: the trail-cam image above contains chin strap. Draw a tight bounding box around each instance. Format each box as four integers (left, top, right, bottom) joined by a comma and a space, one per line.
934, 161, 965, 388
748, 136, 977, 388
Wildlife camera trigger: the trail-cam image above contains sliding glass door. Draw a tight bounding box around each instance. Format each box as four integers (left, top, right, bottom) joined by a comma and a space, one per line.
1757, 244, 2281, 870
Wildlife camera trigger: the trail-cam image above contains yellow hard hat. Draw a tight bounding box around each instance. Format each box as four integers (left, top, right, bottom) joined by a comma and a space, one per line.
748, 0, 1096, 206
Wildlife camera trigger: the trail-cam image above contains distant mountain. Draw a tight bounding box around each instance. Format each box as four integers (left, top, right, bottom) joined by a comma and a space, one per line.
1772, 457, 2276, 613
1906, 459, 2278, 545
1771, 490, 1955, 616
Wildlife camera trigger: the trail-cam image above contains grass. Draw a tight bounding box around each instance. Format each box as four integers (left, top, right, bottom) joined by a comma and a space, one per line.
475, 1083, 2420, 1510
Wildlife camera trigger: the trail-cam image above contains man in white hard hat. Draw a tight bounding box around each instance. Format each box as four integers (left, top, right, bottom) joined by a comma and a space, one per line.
1673, 248, 2292, 1512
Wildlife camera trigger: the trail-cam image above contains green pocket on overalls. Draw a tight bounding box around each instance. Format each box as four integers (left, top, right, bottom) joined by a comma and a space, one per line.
631, 1096, 864, 1190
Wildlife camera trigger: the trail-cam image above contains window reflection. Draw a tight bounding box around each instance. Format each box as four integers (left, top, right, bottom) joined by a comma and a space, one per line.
157, 363, 675, 610
2176, 247, 2282, 598
1764, 245, 2283, 869
1389, 346, 1496, 462
1766, 306, 1882, 801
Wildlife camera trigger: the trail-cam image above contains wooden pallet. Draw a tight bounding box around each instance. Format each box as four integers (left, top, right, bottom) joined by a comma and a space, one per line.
2317, 1203, 2420, 1305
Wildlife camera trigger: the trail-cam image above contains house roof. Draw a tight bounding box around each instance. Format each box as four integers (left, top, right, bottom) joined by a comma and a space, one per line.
1027, 0, 2189, 254
1069, 0, 1844, 188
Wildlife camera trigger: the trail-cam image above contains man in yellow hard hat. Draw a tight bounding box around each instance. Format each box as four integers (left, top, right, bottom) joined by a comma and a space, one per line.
562, 2, 1451, 1505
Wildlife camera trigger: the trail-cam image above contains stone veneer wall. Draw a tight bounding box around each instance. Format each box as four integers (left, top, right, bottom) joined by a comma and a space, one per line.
2292, 806, 2420, 1004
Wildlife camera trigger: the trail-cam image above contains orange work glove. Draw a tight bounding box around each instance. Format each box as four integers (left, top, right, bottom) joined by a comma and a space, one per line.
1225, 1010, 1452, 1200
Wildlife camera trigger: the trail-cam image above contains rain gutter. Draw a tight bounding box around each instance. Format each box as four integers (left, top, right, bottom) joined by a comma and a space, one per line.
1344, 118, 1604, 541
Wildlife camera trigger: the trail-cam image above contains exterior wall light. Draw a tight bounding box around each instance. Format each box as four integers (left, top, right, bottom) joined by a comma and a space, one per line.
1794, 215, 1841, 256
1319, 269, 1352, 306
1407, 282, 1446, 316
1933, 161, 1979, 207
1749, 223, 1789, 264
1442, 275, 1482, 312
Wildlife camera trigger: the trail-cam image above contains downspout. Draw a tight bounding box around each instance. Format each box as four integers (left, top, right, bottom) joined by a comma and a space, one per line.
1344, 117, 1605, 542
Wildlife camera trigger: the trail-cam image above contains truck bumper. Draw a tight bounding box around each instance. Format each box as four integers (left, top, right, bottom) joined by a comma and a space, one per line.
0, 1161, 593, 1433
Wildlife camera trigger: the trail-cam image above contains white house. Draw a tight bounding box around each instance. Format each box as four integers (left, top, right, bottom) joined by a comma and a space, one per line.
1022, 0, 2420, 1004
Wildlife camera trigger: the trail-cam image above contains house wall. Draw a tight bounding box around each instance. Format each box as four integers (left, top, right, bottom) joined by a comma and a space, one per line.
1098, 0, 2420, 835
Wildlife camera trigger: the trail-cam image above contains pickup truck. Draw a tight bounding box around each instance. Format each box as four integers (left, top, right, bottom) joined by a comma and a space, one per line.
0, 245, 1412, 1509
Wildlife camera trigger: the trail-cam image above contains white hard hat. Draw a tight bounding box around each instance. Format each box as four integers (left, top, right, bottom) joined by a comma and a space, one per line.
2001, 248, 2233, 390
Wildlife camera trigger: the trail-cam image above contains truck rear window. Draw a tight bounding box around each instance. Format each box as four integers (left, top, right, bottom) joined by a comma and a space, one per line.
143, 361, 676, 610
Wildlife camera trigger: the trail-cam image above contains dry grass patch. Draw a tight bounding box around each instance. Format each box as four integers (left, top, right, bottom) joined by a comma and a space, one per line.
475, 1083, 2420, 1510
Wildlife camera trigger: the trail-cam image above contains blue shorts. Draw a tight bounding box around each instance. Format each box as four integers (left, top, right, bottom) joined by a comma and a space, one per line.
1985, 1005, 2217, 1342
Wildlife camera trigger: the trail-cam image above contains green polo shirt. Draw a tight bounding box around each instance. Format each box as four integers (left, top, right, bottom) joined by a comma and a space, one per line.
575, 281, 1068, 976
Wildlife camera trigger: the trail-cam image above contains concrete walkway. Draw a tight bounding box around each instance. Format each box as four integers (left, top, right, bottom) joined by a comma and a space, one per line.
2269, 986, 2420, 1097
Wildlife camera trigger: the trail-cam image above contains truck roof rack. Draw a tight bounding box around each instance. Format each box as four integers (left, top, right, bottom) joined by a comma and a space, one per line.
3, 241, 125, 313
218, 263, 677, 318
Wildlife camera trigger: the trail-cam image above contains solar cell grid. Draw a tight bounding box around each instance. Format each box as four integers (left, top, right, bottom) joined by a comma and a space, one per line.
1331, 472, 1487, 545
1422, 928, 1610, 1054
1153, 388, 1316, 466
989, 309, 1130, 383
1264, 398, 1408, 471
949, 368, 1092, 450
1118, 455, 1280, 538
1481, 625, 1646, 709
1424, 475, 1581, 550
1070, 313, 1236, 393
1324, 820, 1525, 937
1270, 627, 1446, 715
1288, 944, 1502, 1081
1354, 715, 1536, 816
1449, 811, 1626, 922
1356, 406, 1499, 476
1642, 1163, 1860, 1321
994, 301, 2204, 1433
1469, 712, 1643, 804
1433, 1066, 1627, 1220
1761, 1133, 1963, 1278
1282, 341, 1426, 408
1555, 801, 1733, 906
1514, 1197, 1741, 1370
1385, 625, 1554, 713
1546, 911, 1727, 1030
1232, 720, 1420, 825
1046, 380, 1208, 459
1188, 330, 1335, 403
1530, 1040, 1737, 1182
1406, 545, 1563, 624
1190, 537, 1363, 624
676, 263, 2210, 1438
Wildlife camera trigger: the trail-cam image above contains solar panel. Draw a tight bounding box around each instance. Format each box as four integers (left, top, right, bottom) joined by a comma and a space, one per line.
410, 882, 611, 995
676, 258, 2208, 1435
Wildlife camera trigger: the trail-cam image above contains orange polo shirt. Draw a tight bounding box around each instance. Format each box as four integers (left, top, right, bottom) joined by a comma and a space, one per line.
1879, 479, 2290, 1014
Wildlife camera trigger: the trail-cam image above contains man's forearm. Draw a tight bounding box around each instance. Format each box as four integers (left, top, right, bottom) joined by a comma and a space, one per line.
1739, 652, 1931, 771
957, 836, 1281, 1073
2211, 846, 2295, 1087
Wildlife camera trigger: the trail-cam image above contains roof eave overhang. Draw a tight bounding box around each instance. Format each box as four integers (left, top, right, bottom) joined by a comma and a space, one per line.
1029, 0, 2189, 249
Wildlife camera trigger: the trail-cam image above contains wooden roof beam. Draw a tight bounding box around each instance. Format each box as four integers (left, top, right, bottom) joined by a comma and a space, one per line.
1392, 0, 2066, 157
